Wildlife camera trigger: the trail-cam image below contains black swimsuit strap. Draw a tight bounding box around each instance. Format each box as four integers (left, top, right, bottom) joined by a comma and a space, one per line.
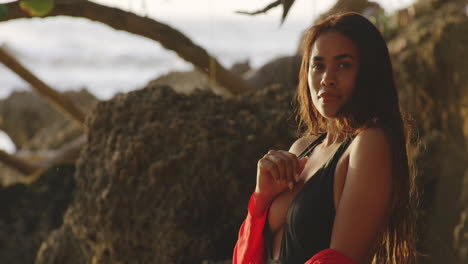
297, 133, 327, 159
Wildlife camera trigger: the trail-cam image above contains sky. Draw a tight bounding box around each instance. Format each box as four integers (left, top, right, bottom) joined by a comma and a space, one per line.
0, 0, 417, 154
0, 0, 419, 23
92, 0, 417, 22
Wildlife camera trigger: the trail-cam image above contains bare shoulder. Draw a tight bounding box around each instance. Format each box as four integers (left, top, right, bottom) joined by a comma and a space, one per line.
347, 127, 393, 185
288, 135, 319, 156
350, 127, 391, 156
330, 127, 394, 262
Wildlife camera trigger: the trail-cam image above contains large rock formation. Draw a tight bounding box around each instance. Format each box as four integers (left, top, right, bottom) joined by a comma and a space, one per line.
36, 83, 297, 264
388, 1, 468, 263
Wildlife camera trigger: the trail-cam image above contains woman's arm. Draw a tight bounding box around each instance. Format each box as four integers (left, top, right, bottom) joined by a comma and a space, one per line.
233, 137, 312, 264
329, 128, 393, 263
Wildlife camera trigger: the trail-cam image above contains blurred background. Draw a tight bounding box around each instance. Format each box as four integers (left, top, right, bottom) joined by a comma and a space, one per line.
0, 0, 414, 152
0, 0, 466, 264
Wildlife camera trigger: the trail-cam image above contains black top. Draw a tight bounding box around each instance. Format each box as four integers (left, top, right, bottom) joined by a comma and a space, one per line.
276, 133, 353, 264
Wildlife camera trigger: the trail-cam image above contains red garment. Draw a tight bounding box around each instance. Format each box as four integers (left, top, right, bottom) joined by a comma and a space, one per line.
233, 192, 268, 264
233, 192, 357, 264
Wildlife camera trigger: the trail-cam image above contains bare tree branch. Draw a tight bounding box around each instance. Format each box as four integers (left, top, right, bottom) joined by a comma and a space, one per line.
1, 0, 254, 95
0, 135, 85, 176
0, 149, 38, 175
235, 0, 281, 16
0, 45, 86, 127
38, 134, 86, 168
235, 0, 296, 24
280, 0, 295, 24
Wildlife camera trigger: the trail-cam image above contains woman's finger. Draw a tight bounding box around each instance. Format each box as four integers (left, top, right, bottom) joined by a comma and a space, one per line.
267, 153, 286, 183
280, 150, 300, 182
259, 157, 280, 183
276, 151, 294, 185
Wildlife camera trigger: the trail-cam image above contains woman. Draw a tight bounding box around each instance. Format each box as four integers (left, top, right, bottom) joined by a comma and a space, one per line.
233, 12, 417, 264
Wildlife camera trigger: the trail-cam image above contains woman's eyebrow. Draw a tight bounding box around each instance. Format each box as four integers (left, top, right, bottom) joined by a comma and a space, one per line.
312, 54, 355, 61
334, 54, 355, 60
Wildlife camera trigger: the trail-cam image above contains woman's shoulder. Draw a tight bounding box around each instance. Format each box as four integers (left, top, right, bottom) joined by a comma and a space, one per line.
352, 127, 391, 149
288, 134, 321, 156
349, 127, 392, 164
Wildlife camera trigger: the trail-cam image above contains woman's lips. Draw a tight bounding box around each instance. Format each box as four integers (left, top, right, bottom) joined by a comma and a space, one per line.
319, 93, 340, 103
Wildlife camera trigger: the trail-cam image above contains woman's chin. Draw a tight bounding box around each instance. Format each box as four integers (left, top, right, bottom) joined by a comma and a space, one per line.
318, 109, 338, 120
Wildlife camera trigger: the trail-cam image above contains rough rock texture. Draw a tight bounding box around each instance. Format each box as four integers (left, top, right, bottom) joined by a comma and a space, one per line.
149, 70, 230, 97
245, 55, 302, 91
0, 89, 96, 150
36, 84, 297, 264
36, 225, 90, 264
388, 1, 468, 263
0, 163, 76, 264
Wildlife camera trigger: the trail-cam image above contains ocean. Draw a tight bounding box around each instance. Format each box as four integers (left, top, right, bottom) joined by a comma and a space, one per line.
0, 16, 311, 99
0, 15, 313, 152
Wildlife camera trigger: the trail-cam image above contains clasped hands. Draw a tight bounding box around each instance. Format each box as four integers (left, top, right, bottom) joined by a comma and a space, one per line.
255, 149, 309, 199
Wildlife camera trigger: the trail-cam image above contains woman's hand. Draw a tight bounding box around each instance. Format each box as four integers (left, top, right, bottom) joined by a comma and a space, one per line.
255, 150, 308, 199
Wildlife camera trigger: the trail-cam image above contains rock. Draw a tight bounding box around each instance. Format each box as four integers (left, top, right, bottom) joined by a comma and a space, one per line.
245, 55, 302, 90
230, 60, 251, 76
0, 163, 76, 264
35, 225, 90, 264
148, 70, 231, 96
149, 61, 252, 97
0, 89, 97, 151
389, 1, 468, 263
36, 83, 297, 263
454, 168, 468, 264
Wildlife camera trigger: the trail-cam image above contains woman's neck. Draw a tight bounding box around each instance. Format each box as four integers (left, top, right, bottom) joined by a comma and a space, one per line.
324, 122, 345, 147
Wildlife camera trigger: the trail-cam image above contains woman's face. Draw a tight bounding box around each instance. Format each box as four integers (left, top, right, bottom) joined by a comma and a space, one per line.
308, 31, 360, 119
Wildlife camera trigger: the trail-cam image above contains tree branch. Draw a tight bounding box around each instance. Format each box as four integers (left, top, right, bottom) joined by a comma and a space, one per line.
0, 45, 86, 127
0, 149, 38, 175
1, 0, 254, 95
235, 0, 296, 24
0, 135, 85, 176
235, 0, 281, 16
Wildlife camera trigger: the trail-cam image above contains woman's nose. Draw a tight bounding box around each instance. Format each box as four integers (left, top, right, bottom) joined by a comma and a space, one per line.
320, 72, 336, 88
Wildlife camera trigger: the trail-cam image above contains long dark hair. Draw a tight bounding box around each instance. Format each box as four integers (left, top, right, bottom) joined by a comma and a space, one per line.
296, 12, 417, 264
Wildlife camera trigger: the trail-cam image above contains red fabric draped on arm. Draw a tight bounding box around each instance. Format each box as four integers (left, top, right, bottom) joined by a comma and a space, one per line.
233, 192, 268, 264
232, 192, 358, 264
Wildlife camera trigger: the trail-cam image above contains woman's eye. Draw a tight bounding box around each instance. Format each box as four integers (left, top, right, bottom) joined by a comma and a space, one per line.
311, 63, 324, 71
338, 62, 351, 69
